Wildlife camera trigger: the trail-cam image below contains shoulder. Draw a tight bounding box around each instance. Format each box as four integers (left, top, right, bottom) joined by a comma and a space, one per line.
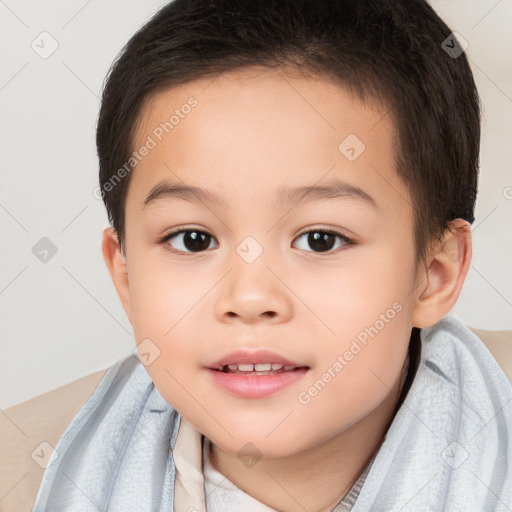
468, 326, 512, 382
0, 368, 108, 512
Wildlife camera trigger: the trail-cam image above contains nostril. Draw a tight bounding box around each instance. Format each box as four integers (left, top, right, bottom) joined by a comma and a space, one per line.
223, 310, 278, 319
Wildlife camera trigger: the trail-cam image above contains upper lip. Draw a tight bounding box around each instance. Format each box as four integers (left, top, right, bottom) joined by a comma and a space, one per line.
208, 349, 307, 370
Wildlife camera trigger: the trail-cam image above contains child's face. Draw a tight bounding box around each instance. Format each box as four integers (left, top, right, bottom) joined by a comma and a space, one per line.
120, 67, 422, 457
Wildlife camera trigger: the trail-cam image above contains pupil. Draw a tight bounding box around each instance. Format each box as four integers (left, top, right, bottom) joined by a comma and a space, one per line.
184, 231, 210, 252
308, 231, 335, 252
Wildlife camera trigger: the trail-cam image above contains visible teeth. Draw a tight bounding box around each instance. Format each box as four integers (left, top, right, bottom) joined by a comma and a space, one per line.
222, 362, 298, 372
254, 363, 272, 371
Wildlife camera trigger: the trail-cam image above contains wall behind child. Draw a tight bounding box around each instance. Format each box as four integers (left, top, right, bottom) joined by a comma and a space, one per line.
1, 0, 511, 408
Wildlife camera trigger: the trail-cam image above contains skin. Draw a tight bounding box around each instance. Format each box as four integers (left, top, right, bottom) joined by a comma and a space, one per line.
102, 66, 471, 511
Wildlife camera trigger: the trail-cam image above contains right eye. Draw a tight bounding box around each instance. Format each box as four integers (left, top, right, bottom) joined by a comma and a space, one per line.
160, 229, 219, 254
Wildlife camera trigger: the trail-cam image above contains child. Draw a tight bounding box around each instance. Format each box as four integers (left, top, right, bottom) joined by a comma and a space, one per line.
14, 0, 512, 510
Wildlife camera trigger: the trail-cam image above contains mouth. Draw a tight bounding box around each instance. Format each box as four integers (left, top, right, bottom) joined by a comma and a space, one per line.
215, 362, 309, 375
208, 348, 308, 372
206, 349, 310, 398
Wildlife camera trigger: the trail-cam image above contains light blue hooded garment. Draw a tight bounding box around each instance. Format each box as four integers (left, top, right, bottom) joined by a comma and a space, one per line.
32, 314, 512, 511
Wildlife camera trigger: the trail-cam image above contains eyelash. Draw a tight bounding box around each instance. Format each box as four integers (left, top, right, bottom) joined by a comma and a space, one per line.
158, 227, 355, 255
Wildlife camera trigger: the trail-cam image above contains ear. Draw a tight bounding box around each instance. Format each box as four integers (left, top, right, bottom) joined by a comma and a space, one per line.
411, 219, 472, 328
101, 226, 133, 324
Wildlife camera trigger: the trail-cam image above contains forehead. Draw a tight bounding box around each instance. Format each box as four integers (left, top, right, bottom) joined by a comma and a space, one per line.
128, 67, 409, 216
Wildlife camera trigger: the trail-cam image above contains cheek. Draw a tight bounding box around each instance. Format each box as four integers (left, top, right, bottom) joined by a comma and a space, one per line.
296, 244, 415, 400
295, 245, 415, 345
126, 252, 217, 397
127, 249, 211, 338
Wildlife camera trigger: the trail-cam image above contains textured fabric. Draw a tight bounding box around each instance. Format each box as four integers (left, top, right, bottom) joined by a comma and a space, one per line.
32, 314, 512, 511
31, 356, 181, 511
331, 460, 372, 512
351, 316, 512, 512
173, 417, 205, 511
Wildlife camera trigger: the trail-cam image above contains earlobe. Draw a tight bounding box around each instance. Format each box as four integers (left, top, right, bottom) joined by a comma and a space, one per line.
101, 227, 133, 324
411, 219, 472, 328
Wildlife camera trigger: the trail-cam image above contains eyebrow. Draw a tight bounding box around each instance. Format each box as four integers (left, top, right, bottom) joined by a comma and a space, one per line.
141, 182, 225, 209
276, 181, 378, 209
141, 179, 378, 210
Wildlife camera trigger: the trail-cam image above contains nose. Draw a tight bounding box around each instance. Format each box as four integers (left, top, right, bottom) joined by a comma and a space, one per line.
214, 256, 293, 325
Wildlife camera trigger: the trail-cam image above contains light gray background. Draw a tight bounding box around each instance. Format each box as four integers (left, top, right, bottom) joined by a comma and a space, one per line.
1, 0, 511, 409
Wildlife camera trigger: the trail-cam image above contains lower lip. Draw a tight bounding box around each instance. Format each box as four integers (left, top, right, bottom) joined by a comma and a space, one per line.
207, 368, 308, 398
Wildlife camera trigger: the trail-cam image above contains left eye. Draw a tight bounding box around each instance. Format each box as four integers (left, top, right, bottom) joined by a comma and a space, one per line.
292, 230, 351, 253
